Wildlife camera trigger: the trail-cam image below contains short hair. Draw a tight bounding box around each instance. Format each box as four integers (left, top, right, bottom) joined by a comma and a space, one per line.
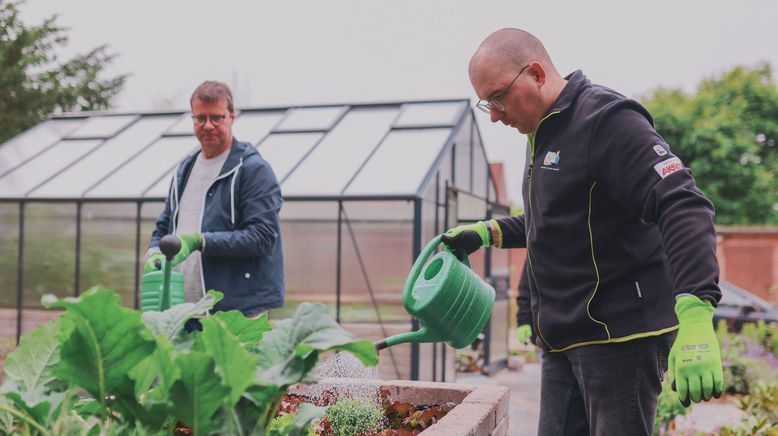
470, 28, 554, 76
190, 81, 234, 113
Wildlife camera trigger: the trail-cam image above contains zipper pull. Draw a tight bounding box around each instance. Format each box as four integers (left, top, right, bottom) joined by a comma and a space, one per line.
527, 163, 533, 179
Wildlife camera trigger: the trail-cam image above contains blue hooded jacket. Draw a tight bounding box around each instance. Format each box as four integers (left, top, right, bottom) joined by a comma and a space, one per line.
149, 138, 284, 314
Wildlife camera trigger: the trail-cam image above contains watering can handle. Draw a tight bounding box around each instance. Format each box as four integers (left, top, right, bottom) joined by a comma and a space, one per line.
402, 235, 471, 305
159, 235, 181, 310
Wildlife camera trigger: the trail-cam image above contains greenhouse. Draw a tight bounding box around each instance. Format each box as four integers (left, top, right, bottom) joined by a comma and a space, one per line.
0, 99, 511, 381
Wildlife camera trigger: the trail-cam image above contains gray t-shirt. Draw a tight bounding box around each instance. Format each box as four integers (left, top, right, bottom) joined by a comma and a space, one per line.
176, 149, 230, 303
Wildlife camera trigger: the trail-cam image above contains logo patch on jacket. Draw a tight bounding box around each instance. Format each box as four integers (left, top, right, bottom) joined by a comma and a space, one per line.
543, 150, 560, 166
653, 144, 668, 156
654, 157, 683, 178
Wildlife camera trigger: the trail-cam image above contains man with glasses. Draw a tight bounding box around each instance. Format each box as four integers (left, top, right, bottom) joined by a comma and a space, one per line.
442, 29, 723, 435
144, 81, 284, 319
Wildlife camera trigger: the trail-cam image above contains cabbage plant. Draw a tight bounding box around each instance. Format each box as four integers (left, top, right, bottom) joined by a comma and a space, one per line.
0, 288, 377, 435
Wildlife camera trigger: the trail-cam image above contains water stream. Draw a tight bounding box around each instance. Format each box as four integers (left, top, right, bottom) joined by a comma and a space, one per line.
306, 351, 382, 404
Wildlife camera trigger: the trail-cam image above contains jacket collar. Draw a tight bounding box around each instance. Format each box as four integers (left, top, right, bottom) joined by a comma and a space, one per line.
183, 138, 252, 175
219, 138, 251, 176
177, 137, 255, 187
547, 70, 587, 115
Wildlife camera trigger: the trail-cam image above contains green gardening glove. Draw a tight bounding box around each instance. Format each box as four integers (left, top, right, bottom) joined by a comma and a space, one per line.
516, 324, 533, 345
171, 233, 203, 267
143, 252, 165, 273
668, 294, 724, 407
441, 221, 490, 255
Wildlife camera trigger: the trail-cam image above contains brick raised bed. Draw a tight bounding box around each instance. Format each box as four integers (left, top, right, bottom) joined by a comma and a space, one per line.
291, 378, 510, 436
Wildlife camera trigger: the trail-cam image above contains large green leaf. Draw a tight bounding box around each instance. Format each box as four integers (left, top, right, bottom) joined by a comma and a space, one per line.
255, 302, 378, 387
44, 288, 156, 406
212, 310, 272, 349
141, 290, 223, 345
3, 319, 61, 393
128, 337, 178, 398
198, 317, 257, 406
168, 352, 230, 435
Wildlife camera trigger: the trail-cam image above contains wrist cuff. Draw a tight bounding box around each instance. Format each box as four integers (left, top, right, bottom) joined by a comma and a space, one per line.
486, 220, 503, 248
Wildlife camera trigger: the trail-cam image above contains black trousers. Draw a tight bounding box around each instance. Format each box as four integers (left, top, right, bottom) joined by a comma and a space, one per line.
537, 332, 675, 436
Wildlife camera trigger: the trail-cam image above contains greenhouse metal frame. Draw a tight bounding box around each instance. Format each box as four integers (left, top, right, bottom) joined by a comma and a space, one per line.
0, 99, 512, 381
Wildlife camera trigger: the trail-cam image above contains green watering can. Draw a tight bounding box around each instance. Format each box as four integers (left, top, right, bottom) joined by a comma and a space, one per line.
374, 235, 496, 351
140, 235, 185, 312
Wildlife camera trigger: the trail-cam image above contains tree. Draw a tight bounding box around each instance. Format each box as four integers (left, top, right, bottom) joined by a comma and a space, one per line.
643, 63, 778, 225
0, 0, 126, 144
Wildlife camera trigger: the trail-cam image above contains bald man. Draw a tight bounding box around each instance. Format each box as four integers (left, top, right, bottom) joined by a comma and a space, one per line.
442, 28, 723, 435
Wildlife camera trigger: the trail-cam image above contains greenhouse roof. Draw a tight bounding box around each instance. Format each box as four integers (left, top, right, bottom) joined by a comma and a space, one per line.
0, 99, 474, 202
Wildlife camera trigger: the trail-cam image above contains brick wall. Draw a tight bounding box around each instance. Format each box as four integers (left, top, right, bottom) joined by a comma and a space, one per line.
717, 226, 778, 304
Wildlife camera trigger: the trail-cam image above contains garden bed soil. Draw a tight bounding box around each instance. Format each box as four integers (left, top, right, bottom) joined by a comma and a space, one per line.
287, 378, 510, 436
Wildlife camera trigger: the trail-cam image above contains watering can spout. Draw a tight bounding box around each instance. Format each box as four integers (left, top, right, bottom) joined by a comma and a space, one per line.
374, 327, 443, 351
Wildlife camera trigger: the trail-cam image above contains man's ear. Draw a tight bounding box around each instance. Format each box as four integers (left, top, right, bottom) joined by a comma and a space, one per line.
527, 62, 547, 88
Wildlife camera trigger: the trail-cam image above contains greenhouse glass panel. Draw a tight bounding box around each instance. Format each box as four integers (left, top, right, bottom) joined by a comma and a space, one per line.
0, 204, 19, 341
274, 202, 338, 320
65, 115, 138, 139
453, 120, 472, 192
345, 128, 451, 196
274, 106, 347, 132
457, 191, 488, 222
139, 202, 165, 267
472, 132, 489, 198
339, 201, 413, 221
0, 118, 84, 175
86, 136, 197, 198
143, 170, 174, 199
20, 204, 72, 334
281, 108, 398, 196
233, 111, 285, 145
22, 203, 75, 306
0, 140, 102, 198
339, 201, 413, 323
421, 199, 438, 247
165, 113, 195, 135
256, 133, 322, 181
489, 298, 510, 366
436, 151, 453, 205
80, 203, 137, 307
280, 200, 338, 221
393, 101, 466, 128
29, 116, 180, 198
419, 341, 455, 382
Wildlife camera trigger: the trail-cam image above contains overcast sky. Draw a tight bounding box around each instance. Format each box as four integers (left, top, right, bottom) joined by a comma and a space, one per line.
19, 0, 778, 205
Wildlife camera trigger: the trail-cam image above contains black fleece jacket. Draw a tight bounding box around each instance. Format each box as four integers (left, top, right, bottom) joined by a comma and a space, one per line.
501, 71, 720, 352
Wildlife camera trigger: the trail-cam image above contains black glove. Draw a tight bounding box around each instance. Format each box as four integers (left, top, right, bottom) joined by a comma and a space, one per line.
440, 221, 490, 255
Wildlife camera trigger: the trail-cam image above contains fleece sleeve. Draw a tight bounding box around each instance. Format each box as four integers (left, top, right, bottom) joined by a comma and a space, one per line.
589, 102, 720, 304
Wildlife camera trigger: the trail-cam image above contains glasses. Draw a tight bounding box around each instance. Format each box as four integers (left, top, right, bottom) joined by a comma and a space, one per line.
476, 64, 529, 114
192, 114, 228, 126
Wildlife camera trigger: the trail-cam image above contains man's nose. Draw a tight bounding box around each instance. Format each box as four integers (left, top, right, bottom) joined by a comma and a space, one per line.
490, 108, 502, 123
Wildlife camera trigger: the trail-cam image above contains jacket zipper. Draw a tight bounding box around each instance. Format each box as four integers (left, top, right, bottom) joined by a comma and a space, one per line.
525, 111, 560, 350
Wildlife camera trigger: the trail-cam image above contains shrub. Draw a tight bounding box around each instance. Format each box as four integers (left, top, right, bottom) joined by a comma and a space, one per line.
717, 320, 778, 396
325, 397, 383, 436
718, 383, 778, 435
